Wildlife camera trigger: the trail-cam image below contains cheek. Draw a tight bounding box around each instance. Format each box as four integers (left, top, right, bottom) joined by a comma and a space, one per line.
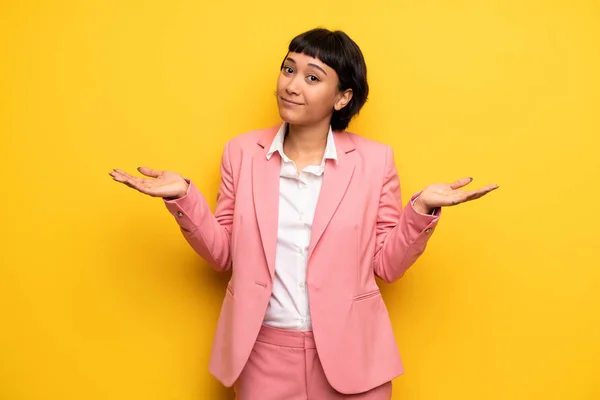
307, 85, 337, 109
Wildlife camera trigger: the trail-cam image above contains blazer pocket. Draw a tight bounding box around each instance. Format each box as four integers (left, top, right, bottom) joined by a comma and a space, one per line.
353, 289, 381, 302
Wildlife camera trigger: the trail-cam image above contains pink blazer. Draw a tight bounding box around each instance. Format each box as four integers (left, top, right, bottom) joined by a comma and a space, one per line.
163, 125, 440, 394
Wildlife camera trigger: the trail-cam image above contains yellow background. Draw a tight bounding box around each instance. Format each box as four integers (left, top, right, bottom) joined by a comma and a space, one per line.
1, 0, 599, 399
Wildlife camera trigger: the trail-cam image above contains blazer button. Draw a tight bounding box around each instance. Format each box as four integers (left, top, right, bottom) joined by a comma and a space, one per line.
177, 211, 184, 217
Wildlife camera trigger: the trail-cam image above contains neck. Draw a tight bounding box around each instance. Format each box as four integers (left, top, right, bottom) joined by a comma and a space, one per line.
283, 119, 330, 160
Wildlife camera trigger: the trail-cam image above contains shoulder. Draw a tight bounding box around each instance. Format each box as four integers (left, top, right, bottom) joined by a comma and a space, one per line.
224, 125, 278, 155
343, 131, 393, 165
345, 132, 390, 152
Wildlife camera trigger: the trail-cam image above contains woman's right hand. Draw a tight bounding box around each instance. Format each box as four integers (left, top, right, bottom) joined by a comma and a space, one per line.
109, 167, 189, 200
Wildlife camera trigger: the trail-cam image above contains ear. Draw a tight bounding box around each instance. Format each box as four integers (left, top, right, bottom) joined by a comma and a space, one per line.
334, 89, 353, 111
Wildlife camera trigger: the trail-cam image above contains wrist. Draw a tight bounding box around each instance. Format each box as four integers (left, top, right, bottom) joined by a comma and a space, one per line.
176, 184, 189, 199
165, 182, 189, 201
413, 198, 433, 215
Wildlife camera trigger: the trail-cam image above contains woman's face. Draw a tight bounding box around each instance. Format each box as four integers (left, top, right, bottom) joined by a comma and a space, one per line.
276, 52, 352, 127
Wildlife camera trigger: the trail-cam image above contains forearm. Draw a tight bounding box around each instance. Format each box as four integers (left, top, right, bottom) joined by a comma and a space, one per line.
164, 180, 232, 272
373, 193, 439, 283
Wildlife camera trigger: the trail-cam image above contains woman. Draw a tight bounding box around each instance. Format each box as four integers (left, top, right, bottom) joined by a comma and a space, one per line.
110, 28, 498, 400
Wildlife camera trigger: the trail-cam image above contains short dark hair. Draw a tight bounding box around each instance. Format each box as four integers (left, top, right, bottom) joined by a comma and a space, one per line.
281, 28, 369, 131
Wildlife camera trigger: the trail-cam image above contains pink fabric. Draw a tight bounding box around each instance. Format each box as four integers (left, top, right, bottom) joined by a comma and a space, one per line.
234, 325, 392, 399
164, 125, 441, 394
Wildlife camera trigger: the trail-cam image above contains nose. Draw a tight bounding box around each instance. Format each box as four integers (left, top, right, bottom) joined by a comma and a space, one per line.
285, 74, 301, 96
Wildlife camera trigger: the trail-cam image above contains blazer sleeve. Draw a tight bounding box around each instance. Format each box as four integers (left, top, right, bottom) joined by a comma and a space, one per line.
373, 145, 441, 283
162, 141, 235, 272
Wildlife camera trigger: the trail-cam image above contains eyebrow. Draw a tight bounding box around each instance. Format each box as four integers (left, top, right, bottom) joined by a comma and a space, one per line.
286, 57, 328, 76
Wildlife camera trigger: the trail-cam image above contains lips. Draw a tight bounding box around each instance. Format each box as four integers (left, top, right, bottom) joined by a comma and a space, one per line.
281, 97, 303, 106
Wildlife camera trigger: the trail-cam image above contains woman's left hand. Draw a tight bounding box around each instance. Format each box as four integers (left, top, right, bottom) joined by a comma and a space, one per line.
413, 177, 499, 214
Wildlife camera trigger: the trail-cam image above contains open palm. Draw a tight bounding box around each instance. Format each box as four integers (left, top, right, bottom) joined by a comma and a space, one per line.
109, 167, 189, 199
417, 177, 499, 211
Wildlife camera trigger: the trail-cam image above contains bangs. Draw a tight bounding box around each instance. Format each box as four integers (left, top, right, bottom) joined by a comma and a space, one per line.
287, 29, 347, 72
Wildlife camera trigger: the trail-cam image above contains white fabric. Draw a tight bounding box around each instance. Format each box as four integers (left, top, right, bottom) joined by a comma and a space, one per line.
262, 122, 337, 330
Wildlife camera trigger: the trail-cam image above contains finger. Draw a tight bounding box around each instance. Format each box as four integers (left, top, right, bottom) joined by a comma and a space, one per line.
110, 171, 138, 188
113, 169, 140, 181
110, 168, 156, 193
112, 169, 145, 185
122, 180, 139, 191
449, 177, 473, 190
109, 170, 128, 182
470, 184, 499, 197
111, 173, 158, 196
110, 169, 131, 181
438, 190, 470, 206
137, 166, 161, 178
463, 185, 499, 201
466, 192, 485, 201
450, 192, 470, 205
111, 170, 147, 190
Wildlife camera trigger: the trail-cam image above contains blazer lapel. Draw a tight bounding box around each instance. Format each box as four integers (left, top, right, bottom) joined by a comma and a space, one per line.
308, 131, 356, 260
252, 127, 281, 280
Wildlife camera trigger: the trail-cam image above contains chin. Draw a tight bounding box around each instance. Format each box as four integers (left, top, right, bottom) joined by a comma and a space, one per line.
277, 108, 302, 125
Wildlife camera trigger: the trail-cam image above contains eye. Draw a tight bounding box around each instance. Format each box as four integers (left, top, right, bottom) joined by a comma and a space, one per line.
306, 75, 320, 83
282, 66, 294, 74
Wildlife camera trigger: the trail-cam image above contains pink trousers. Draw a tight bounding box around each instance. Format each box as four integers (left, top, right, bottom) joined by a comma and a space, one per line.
233, 325, 392, 400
